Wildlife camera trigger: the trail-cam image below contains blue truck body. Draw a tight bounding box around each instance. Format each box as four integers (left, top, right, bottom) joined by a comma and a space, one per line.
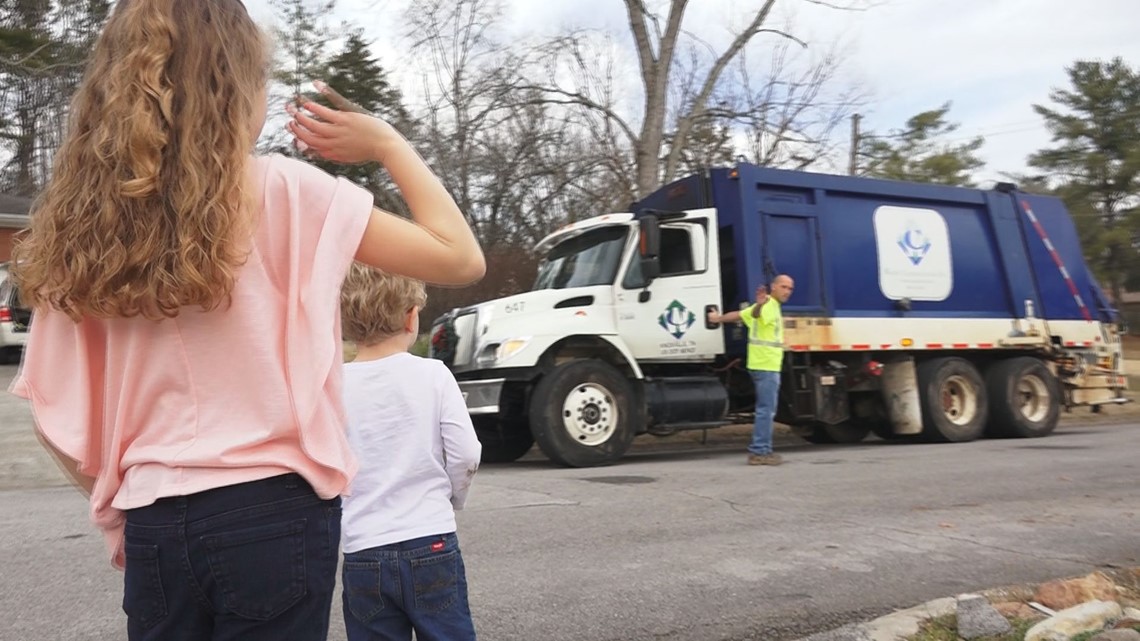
634, 165, 1115, 325
433, 164, 1128, 467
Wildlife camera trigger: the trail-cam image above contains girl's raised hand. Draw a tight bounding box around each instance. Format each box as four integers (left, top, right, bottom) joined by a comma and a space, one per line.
286, 81, 401, 165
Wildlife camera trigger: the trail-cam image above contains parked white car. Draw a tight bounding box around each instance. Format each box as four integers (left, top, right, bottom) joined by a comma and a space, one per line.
0, 263, 30, 364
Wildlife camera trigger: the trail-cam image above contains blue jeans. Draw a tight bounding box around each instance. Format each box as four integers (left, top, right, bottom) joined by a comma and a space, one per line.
341, 532, 476, 641
122, 473, 341, 641
749, 370, 781, 455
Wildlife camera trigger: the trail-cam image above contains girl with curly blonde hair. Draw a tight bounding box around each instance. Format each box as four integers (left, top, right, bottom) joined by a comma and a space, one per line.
10, 1, 484, 640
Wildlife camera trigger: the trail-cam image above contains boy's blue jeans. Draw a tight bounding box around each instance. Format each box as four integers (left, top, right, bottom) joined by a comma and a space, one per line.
341, 532, 476, 641
749, 370, 781, 455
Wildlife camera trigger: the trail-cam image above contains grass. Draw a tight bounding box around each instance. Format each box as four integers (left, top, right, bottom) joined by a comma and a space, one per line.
908, 614, 1140, 641
909, 615, 1035, 641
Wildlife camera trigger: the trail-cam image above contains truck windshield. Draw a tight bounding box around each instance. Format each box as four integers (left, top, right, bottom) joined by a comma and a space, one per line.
533, 226, 628, 290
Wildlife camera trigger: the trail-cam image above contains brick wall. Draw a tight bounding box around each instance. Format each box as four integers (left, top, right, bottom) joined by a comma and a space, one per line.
0, 228, 16, 262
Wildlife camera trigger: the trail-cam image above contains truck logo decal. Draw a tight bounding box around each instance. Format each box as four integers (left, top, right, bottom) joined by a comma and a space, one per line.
659, 300, 696, 339
875, 206, 952, 301
897, 223, 932, 265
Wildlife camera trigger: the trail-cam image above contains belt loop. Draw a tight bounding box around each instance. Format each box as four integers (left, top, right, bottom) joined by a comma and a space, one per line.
176, 496, 189, 525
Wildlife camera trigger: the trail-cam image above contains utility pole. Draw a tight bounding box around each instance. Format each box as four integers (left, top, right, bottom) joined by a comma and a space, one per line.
848, 113, 862, 176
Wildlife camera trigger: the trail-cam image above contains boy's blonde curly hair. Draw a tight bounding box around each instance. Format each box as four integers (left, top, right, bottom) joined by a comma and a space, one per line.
341, 262, 427, 345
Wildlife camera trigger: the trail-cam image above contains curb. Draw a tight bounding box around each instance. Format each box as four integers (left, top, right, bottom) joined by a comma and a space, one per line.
794, 597, 957, 641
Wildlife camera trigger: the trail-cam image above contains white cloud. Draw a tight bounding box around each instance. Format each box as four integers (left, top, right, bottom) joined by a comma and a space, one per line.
245, 0, 1140, 182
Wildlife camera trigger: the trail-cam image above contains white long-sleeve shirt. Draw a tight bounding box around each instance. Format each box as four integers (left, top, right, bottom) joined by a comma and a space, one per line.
341, 352, 481, 553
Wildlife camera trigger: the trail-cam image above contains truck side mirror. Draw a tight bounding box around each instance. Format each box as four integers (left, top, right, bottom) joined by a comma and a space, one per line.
638, 215, 662, 283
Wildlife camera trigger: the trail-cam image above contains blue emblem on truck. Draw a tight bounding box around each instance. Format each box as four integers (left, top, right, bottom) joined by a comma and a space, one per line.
659, 300, 696, 339
898, 224, 932, 265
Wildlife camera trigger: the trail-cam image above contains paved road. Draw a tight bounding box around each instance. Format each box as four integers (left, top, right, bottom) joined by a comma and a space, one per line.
1, 365, 1137, 641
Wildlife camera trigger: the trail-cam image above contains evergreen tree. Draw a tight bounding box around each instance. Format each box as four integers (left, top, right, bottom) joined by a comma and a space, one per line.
859, 103, 985, 186
1027, 57, 1140, 302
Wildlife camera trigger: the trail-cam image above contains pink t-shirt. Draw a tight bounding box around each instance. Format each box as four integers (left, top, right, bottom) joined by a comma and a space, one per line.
10, 154, 372, 569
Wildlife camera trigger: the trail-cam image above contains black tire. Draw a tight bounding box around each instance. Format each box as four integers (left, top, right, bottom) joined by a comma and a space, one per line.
529, 360, 637, 467
984, 357, 1060, 438
823, 423, 871, 443
472, 416, 535, 463
793, 422, 869, 444
793, 424, 833, 444
916, 357, 988, 443
868, 421, 897, 440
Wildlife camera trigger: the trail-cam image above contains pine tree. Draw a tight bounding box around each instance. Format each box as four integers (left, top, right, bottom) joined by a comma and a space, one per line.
858, 103, 985, 187
310, 31, 412, 212
1028, 57, 1140, 302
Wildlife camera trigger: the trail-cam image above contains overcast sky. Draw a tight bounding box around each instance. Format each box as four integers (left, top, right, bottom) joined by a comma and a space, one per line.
245, 0, 1140, 184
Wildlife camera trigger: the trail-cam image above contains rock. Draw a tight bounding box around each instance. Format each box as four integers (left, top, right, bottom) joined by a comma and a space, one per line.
1090, 630, 1140, 641
1026, 600, 1124, 641
956, 593, 1013, 639
993, 601, 1046, 621
1125, 607, 1140, 621
1033, 572, 1120, 610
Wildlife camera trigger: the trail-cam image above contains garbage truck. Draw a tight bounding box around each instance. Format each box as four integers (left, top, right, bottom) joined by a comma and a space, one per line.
428, 164, 1128, 467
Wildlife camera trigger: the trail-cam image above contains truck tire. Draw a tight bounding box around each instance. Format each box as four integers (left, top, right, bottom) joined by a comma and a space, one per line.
472, 416, 535, 463
792, 425, 831, 444
529, 360, 637, 467
868, 421, 915, 441
825, 423, 871, 443
916, 357, 987, 443
793, 422, 869, 444
984, 357, 1060, 438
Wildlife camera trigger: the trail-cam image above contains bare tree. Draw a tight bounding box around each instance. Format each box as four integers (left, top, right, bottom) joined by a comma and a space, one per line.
405, 0, 617, 243
522, 0, 871, 198
722, 40, 862, 170
405, 0, 619, 312
0, 1, 108, 196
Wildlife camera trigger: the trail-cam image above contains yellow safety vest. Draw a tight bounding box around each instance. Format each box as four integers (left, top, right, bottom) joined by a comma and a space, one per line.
740, 299, 783, 372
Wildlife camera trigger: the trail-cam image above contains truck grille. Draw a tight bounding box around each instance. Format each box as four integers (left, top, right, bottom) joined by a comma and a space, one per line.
430, 309, 478, 368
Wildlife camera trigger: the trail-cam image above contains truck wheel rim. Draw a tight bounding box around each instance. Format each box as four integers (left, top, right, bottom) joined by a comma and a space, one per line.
940, 375, 977, 426
1017, 375, 1050, 423
562, 383, 617, 446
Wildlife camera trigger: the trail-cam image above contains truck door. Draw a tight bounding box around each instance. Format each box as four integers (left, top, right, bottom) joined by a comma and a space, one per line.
758, 209, 828, 314
615, 212, 725, 360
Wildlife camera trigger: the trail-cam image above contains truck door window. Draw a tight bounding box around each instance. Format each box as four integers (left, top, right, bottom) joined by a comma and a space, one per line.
533, 226, 628, 291
623, 226, 695, 288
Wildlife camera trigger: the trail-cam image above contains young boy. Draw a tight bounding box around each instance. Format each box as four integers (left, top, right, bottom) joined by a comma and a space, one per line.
338, 263, 482, 641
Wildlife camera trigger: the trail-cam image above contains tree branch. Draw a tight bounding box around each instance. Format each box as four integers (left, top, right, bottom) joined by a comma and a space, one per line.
664, 0, 777, 182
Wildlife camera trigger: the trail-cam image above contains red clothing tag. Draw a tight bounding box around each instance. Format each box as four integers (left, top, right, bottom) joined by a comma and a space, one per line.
431, 541, 446, 552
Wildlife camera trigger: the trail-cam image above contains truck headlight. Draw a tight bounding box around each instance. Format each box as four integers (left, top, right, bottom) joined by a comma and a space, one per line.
497, 338, 531, 362
476, 337, 531, 366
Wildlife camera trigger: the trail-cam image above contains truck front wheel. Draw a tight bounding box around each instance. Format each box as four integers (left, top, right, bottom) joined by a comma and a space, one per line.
529, 360, 637, 467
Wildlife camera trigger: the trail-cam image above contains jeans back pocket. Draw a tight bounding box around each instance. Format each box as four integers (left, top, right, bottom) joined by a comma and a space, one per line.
411, 549, 459, 613
342, 560, 394, 623
204, 518, 307, 621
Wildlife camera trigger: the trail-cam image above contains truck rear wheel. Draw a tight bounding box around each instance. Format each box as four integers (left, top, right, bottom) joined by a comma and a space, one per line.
472, 416, 535, 463
984, 357, 1060, 438
793, 422, 870, 444
917, 357, 987, 443
529, 360, 637, 467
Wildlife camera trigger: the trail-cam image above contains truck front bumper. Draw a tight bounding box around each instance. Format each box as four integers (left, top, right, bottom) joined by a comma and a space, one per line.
458, 378, 505, 415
